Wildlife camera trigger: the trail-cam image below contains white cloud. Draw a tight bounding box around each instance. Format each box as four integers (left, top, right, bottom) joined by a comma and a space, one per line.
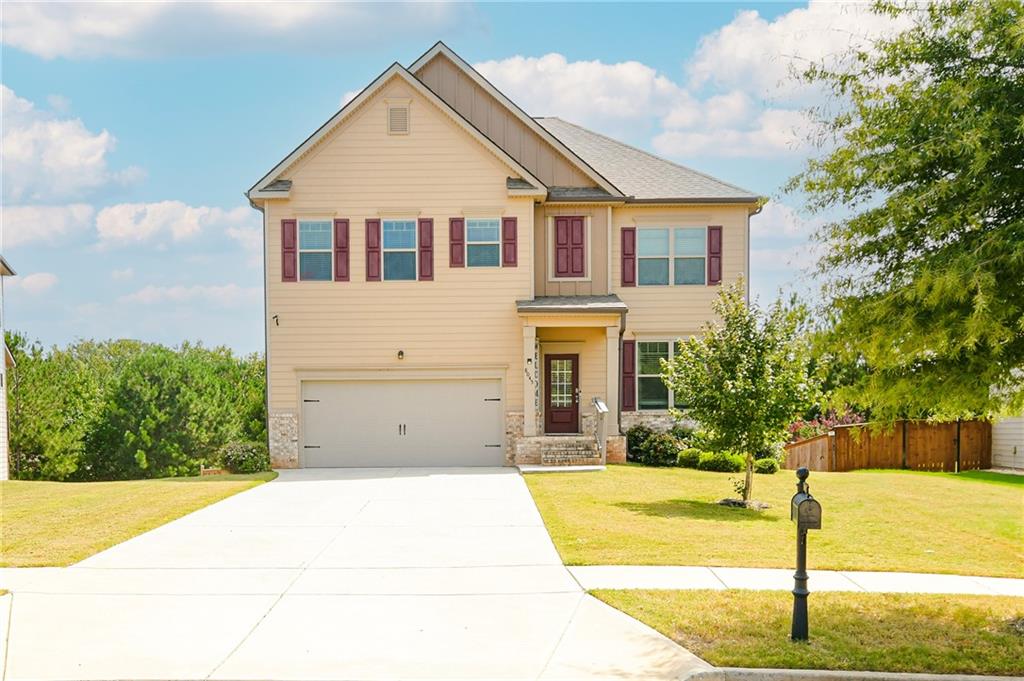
227, 226, 263, 266
96, 201, 255, 247
751, 201, 824, 239
475, 53, 686, 138
688, 2, 912, 102
119, 284, 261, 307
8, 272, 58, 294
653, 108, 809, 158
1, 85, 143, 203
3, 203, 95, 248
2, 2, 471, 59
110, 268, 134, 281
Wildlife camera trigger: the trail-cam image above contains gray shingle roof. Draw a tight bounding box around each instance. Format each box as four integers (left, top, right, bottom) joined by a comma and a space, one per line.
547, 186, 617, 201
516, 295, 628, 314
536, 117, 759, 202
263, 179, 292, 192
506, 177, 538, 190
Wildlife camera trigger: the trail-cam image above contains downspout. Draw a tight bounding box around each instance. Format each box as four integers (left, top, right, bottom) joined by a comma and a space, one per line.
247, 193, 271, 462
617, 310, 626, 435
747, 202, 763, 303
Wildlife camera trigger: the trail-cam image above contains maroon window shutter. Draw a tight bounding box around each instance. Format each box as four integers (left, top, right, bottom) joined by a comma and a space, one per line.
501, 217, 518, 267
621, 339, 636, 412
707, 225, 722, 285
365, 219, 381, 282
621, 227, 636, 287
554, 216, 586, 277
281, 219, 297, 283
418, 218, 433, 281
333, 219, 349, 282
449, 217, 465, 268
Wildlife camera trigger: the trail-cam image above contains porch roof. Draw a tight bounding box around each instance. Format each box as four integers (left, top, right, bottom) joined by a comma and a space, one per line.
516, 295, 628, 314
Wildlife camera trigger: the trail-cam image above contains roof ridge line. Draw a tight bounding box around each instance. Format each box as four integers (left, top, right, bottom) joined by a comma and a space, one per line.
536, 116, 759, 198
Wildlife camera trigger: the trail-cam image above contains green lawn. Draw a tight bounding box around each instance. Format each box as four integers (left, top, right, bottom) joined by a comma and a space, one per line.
595, 590, 1024, 676
0, 472, 276, 566
525, 465, 1024, 577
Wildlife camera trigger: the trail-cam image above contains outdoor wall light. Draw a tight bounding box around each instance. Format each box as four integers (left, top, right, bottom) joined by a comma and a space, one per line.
397, 350, 405, 360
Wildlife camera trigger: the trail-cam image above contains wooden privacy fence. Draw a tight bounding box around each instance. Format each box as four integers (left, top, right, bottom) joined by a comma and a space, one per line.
783, 420, 992, 472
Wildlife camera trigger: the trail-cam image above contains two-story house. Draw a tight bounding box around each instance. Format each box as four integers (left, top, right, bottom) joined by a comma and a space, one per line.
247, 43, 760, 469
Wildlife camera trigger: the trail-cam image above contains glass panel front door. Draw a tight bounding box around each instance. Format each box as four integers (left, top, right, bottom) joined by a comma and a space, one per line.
545, 354, 579, 434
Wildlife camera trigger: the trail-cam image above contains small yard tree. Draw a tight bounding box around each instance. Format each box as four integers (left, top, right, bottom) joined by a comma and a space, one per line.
663, 282, 819, 502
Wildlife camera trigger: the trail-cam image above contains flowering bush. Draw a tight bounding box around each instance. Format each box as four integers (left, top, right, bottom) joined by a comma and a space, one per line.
788, 409, 863, 442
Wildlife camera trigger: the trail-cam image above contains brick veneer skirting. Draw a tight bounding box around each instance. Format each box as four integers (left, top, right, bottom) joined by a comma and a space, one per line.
268, 411, 299, 469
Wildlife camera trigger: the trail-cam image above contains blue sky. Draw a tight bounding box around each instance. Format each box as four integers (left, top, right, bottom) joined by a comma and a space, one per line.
2, 2, 902, 354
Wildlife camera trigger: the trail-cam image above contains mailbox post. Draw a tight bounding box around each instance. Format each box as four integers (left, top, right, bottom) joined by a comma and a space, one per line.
790, 467, 821, 641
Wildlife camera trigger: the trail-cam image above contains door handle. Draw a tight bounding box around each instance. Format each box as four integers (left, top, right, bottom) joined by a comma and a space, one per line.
574, 387, 581, 405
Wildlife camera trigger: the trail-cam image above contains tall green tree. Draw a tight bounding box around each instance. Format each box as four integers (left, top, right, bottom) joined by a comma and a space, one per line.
663, 282, 819, 502
789, 0, 1024, 420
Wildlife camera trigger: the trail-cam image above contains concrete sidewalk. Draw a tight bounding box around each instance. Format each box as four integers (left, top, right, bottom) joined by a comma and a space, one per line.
0, 468, 708, 681
569, 565, 1024, 595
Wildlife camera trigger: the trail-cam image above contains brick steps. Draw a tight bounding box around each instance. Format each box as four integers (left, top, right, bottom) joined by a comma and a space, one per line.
515, 436, 602, 466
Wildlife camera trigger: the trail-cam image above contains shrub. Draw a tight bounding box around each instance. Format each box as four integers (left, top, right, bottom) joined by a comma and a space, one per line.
219, 441, 271, 473
626, 425, 655, 462
677, 448, 701, 468
669, 423, 695, 444
696, 451, 744, 473
635, 432, 681, 467
754, 457, 781, 474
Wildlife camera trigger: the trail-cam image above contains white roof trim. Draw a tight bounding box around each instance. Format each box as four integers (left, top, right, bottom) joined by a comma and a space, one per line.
248, 63, 545, 198
409, 43, 624, 198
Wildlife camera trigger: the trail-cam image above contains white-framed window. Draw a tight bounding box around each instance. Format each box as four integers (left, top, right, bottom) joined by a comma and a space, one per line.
298, 220, 333, 281
466, 218, 501, 267
382, 219, 417, 281
637, 227, 706, 286
637, 339, 688, 410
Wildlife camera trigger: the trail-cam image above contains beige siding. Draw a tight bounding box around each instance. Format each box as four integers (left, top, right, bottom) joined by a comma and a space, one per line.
992, 415, 1024, 469
611, 204, 751, 339
533, 204, 610, 297
415, 54, 595, 189
265, 75, 533, 414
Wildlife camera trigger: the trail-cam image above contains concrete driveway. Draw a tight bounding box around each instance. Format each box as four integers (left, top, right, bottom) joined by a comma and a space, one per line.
1, 468, 706, 680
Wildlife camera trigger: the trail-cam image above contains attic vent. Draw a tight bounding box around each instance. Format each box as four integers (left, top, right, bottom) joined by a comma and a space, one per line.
388, 104, 410, 135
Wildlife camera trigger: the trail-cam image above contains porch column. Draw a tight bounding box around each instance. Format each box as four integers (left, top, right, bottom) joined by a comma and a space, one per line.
523, 324, 538, 436
605, 325, 620, 436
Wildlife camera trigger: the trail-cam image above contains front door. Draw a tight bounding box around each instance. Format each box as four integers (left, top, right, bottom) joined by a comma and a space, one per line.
545, 354, 579, 434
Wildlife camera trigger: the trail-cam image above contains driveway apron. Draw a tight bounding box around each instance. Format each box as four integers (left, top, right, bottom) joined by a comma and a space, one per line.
2, 468, 706, 680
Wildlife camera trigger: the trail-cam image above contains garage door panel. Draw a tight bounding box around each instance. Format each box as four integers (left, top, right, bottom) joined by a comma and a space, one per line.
301, 379, 504, 467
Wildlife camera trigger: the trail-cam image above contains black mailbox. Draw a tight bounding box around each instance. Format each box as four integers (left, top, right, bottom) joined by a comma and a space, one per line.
791, 492, 822, 530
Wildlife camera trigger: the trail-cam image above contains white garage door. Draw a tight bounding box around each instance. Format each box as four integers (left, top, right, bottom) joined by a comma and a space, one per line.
300, 379, 505, 467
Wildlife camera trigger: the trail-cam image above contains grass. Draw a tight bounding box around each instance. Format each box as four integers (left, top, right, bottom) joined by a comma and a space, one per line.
525, 465, 1024, 577
594, 589, 1024, 675
0, 472, 276, 567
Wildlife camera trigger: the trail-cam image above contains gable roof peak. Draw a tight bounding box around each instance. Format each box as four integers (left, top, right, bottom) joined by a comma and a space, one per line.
247, 60, 544, 199
409, 42, 623, 198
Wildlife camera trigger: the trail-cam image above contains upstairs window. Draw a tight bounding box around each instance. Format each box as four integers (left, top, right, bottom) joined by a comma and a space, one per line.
674, 227, 706, 285
382, 219, 417, 280
298, 220, 332, 281
466, 218, 501, 267
637, 227, 707, 286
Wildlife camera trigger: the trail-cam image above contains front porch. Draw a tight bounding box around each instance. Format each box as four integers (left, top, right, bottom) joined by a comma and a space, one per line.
514, 296, 628, 466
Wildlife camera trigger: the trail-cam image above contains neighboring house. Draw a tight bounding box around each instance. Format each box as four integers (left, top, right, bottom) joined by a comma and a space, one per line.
992, 414, 1023, 470
1, 255, 14, 481
246, 43, 761, 468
